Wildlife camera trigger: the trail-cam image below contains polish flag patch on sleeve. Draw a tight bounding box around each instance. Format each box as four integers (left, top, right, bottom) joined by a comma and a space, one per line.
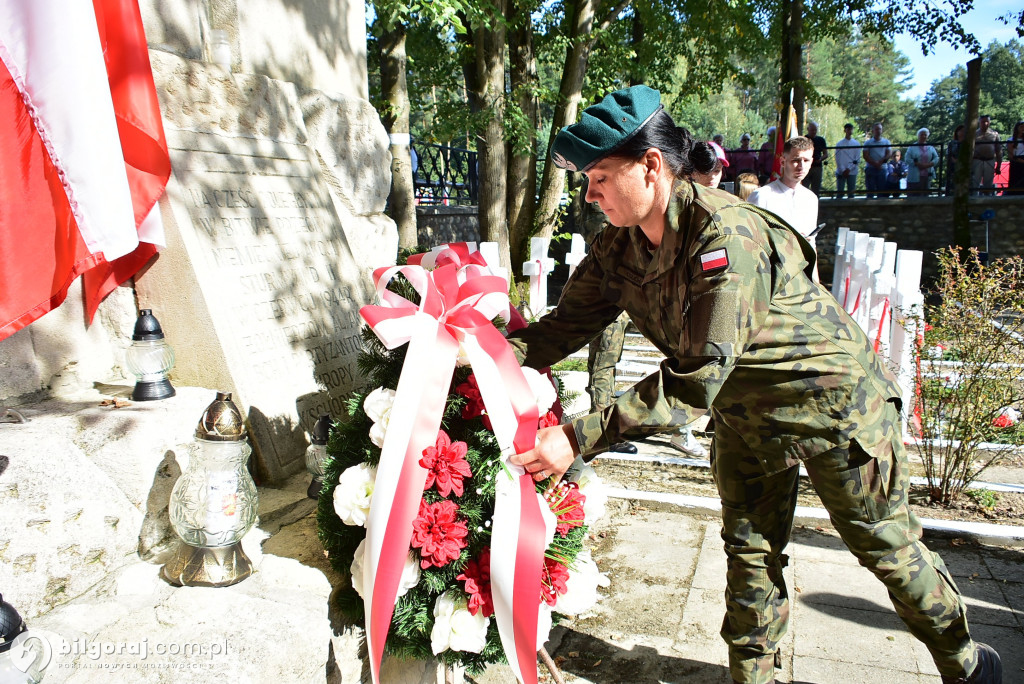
699, 248, 729, 272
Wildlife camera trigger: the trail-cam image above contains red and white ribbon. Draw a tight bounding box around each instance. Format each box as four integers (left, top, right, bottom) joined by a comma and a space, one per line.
359, 248, 551, 684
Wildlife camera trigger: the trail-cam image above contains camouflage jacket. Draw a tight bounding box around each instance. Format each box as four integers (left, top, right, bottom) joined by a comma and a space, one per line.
507, 181, 902, 475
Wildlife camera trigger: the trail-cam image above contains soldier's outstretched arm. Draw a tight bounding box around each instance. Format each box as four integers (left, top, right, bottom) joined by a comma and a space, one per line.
570, 227, 774, 458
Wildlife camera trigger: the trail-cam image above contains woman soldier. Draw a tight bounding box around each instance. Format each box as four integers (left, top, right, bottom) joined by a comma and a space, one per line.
508, 85, 1000, 684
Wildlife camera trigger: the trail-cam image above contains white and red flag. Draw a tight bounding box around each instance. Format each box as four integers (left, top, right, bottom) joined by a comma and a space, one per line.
770, 95, 797, 182
0, 0, 170, 342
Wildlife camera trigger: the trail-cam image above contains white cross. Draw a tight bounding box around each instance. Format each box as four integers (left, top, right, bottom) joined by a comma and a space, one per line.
521, 237, 555, 319
564, 233, 587, 278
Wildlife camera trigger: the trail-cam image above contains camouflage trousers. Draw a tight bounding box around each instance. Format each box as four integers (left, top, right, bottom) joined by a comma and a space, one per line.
586, 311, 629, 411
710, 403, 978, 684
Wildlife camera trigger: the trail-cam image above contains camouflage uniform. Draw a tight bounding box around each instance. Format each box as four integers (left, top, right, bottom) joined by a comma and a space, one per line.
586, 311, 629, 411
508, 181, 978, 683
579, 194, 630, 413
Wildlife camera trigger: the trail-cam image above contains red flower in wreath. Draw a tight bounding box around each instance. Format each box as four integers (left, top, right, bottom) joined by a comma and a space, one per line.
539, 410, 559, 429
457, 548, 494, 617
546, 481, 586, 535
541, 556, 570, 606
410, 499, 469, 569
420, 430, 472, 497
455, 374, 492, 429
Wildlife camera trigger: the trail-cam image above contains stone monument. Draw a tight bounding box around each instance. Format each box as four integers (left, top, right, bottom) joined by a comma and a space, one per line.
136, 52, 395, 484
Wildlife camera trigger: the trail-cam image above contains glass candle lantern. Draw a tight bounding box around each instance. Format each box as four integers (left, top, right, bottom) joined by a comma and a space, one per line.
305, 413, 332, 499
0, 594, 50, 683
125, 309, 176, 401
162, 392, 258, 587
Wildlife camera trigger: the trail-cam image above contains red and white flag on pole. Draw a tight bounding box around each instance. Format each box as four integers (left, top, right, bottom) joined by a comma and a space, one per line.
770, 91, 797, 182
0, 0, 170, 342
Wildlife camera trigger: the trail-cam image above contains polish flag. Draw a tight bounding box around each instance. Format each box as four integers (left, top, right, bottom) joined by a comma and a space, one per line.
770, 101, 797, 182
0, 0, 169, 342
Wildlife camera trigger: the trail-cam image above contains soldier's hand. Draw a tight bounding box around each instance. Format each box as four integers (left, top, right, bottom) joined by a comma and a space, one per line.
510, 424, 579, 482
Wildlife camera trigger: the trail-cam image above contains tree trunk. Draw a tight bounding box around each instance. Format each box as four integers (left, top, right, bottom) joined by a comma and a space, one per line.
953, 57, 981, 256
629, 9, 644, 85
473, 0, 511, 274
534, 0, 597, 245
780, 0, 804, 135
789, 0, 805, 134
379, 22, 417, 250
507, 0, 539, 271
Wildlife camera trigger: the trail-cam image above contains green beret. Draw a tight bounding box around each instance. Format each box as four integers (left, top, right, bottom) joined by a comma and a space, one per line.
550, 85, 664, 172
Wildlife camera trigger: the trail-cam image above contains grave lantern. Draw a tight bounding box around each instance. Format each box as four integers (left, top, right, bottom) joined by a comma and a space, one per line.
125, 309, 176, 401
163, 392, 258, 587
0, 593, 49, 683
305, 413, 332, 499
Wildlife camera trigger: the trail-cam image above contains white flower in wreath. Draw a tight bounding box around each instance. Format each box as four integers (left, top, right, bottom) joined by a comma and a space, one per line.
430, 590, 489, 655
555, 548, 609, 616
333, 463, 377, 526
574, 463, 608, 523
455, 342, 472, 367
364, 387, 397, 447
521, 367, 557, 414
350, 538, 420, 600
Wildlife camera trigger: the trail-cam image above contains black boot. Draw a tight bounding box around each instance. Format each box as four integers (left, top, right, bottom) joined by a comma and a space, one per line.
609, 442, 637, 454
942, 643, 1002, 683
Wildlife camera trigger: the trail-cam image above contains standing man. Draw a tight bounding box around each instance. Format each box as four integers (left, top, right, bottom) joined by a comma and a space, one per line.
748, 136, 819, 250
972, 114, 1002, 195
757, 126, 776, 186
862, 122, 891, 198
834, 123, 861, 198
728, 133, 758, 181
802, 121, 827, 196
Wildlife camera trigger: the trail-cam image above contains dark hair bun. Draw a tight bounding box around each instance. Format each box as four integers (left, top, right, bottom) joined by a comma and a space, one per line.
690, 141, 718, 175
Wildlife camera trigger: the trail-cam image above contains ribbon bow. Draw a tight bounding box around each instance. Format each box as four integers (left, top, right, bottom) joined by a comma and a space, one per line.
359, 254, 551, 684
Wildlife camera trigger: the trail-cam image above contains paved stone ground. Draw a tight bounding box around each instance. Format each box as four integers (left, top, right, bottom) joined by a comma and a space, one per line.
470, 496, 1024, 684
465, 422, 1024, 684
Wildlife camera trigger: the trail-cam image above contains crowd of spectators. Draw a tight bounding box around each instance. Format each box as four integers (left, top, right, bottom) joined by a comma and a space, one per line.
717, 117, 1024, 198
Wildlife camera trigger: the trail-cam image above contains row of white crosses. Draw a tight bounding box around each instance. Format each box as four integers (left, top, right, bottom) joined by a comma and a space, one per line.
832, 227, 924, 438
521, 234, 590, 318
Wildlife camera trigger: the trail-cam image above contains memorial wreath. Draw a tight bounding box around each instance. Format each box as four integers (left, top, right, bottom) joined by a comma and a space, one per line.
315, 244, 608, 682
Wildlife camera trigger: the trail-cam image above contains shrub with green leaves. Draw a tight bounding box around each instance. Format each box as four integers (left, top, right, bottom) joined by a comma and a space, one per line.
909, 249, 1024, 505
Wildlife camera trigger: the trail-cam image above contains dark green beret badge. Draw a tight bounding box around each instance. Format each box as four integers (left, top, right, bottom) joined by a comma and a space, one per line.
550, 85, 664, 172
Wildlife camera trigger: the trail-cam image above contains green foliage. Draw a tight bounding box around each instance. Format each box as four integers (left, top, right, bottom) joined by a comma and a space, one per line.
908, 249, 1024, 505
831, 32, 914, 142
965, 488, 999, 510
666, 28, 916, 147
913, 39, 1024, 142
551, 357, 587, 373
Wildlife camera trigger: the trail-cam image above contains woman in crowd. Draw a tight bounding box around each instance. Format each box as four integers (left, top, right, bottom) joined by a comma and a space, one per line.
691, 140, 728, 189
946, 124, 965, 195
1007, 120, 1024, 195
735, 171, 760, 201
905, 127, 939, 195
511, 85, 1000, 684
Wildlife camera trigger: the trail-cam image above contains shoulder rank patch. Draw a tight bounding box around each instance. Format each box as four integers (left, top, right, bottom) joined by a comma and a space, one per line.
699, 248, 729, 272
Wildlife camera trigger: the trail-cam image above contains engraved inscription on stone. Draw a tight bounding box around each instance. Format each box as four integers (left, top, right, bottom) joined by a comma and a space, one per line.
161, 130, 371, 482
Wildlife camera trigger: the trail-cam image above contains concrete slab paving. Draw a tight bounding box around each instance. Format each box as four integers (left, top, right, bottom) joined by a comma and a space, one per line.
793, 656, 935, 684
469, 462, 1024, 684
471, 431, 1024, 684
